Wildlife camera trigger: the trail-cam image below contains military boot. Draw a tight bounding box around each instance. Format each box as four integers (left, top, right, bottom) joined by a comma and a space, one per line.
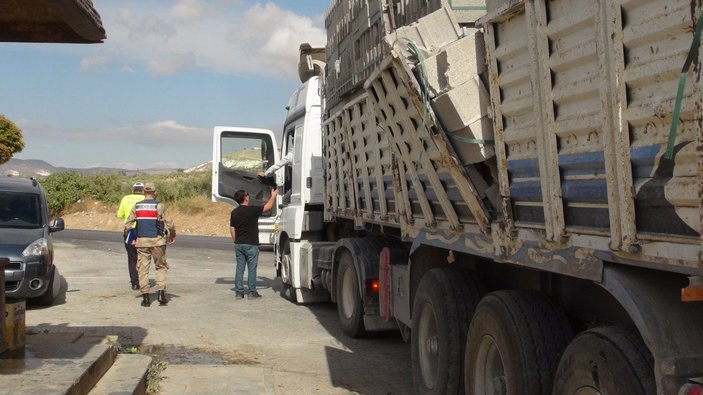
141, 293, 151, 307
157, 290, 168, 306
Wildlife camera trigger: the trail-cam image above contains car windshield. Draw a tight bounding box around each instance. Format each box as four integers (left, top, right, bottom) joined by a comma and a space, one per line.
0, 192, 42, 228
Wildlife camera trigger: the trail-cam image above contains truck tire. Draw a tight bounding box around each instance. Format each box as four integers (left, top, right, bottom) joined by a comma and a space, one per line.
464, 290, 573, 395
552, 327, 655, 395
336, 251, 366, 338
32, 265, 60, 306
276, 239, 298, 303
411, 267, 484, 394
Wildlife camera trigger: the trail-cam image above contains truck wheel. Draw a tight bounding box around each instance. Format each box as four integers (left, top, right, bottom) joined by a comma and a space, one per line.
552, 327, 655, 395
280, 240, 292, 285
336, 251, 366, 338
411, 267, 484, 394
464, 290, 573, 395
32, 265, 60, 306
279, 240, 297, 303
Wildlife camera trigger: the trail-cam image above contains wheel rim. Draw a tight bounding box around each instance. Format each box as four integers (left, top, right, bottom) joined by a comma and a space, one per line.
417, 302, 439, 389
473, 335, 507, 395
340, 265, 355, 319
280, 242, 292, 285
281, 253, 292, 284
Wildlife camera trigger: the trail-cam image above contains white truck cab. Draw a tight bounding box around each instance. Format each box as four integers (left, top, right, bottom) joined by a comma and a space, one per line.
212, 44, 327, 302
273, 74, 327, 301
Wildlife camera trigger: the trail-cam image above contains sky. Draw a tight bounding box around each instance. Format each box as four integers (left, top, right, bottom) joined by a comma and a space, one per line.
0, 0, 328, 170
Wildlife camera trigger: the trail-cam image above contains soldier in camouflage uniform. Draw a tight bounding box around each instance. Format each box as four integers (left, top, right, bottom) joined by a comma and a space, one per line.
125, 182, 176, 307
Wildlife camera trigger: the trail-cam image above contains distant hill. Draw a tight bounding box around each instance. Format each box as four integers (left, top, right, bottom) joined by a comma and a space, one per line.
0, 158, 210, 177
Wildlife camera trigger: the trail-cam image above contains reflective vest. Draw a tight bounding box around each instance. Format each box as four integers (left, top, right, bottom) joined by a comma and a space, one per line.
135, 199, 160, 238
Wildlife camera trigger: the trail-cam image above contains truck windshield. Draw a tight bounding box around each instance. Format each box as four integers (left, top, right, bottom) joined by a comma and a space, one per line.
220, 135, 274, 174
0, 192, 41, 228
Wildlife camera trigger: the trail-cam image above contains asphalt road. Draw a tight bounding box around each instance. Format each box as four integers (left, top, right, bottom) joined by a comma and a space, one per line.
57, 229, 235, 251
27, 229, 414, 394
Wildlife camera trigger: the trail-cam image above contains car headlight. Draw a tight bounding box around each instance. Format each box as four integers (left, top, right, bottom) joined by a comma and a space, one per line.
22, 238, 49, 257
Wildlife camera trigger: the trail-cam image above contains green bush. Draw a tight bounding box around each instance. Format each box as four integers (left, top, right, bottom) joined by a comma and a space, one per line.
40, 171, 212, 216
0, 115, 25, 165
41, 172, 90, 215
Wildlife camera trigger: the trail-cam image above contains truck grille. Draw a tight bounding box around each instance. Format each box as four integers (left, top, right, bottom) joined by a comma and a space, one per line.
5, 281, 19, 292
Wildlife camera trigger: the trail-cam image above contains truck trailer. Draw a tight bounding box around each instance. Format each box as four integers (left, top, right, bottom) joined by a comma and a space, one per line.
212, 0, 703, 393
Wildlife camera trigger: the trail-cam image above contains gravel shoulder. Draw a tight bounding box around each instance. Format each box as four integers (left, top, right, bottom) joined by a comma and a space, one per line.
61, 199, 233, 237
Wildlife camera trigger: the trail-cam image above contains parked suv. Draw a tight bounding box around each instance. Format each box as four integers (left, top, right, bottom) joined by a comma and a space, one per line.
0, 177, 64, 305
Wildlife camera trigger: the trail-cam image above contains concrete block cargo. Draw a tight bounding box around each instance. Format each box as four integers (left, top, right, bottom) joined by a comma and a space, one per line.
211, 1, 703, 394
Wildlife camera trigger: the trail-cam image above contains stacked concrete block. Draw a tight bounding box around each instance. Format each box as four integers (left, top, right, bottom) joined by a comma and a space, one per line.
385, 8, 493, 165
432, 76, 494, 164
384, 7, 462, 55
422, 29, 485, 97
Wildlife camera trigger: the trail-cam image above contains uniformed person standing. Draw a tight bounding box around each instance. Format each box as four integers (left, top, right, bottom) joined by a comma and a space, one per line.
116, 182, 145, 290
125, 182, 176, 307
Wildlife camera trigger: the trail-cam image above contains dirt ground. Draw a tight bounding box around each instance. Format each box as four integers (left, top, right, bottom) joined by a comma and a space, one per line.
61, 199, 232, 237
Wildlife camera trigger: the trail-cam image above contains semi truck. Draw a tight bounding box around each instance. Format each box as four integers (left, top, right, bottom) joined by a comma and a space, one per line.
212, 0, 703, 393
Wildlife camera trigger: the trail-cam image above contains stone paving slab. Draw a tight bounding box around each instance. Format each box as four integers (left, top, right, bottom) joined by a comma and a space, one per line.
0, 333, 115, 395
88, 353, 151, 395
159, 364, 274, 394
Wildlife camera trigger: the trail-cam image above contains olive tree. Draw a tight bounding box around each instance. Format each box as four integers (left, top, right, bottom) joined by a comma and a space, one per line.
0, 115, 24, 165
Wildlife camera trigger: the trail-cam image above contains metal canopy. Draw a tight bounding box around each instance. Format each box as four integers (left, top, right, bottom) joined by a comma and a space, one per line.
0, 0, 105, 43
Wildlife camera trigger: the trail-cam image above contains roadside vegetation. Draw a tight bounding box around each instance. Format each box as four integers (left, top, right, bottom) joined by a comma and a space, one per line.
39, 170, 212, 217
0, 115, 24, 165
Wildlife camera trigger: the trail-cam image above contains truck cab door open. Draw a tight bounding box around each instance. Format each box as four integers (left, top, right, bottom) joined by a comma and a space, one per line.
211, 127, 279, 214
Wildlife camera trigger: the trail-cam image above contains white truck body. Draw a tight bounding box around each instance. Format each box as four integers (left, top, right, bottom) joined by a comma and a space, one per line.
215, 0, 703, 393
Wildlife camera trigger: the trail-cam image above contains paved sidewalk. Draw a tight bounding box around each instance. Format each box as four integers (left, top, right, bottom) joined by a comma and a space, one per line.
159, 365, 274, 394
0, 332, 113, 395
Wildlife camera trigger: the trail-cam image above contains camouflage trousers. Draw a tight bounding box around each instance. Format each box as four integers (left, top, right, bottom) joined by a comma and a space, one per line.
137, 245, 169, 293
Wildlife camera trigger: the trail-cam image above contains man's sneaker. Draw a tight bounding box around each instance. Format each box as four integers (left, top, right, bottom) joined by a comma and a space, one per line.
235, 292, 245, 299
247, 292, 262, 300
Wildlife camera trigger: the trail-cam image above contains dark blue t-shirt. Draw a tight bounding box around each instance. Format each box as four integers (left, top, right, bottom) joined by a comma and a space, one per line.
229, 205, 264, 245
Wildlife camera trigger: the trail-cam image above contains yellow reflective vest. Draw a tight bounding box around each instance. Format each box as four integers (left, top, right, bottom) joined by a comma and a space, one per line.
116, 194, 145, 226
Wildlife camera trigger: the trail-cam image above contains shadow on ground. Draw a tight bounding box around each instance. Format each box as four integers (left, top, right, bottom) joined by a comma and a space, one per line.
267, 275, 414, 394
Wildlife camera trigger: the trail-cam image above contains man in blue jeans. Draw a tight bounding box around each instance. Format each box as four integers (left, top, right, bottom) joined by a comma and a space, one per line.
229, 187, 278, 299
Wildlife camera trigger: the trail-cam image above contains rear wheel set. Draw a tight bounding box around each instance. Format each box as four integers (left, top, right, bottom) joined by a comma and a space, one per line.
464, 291, 574, 395
411, 267, 485, 394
